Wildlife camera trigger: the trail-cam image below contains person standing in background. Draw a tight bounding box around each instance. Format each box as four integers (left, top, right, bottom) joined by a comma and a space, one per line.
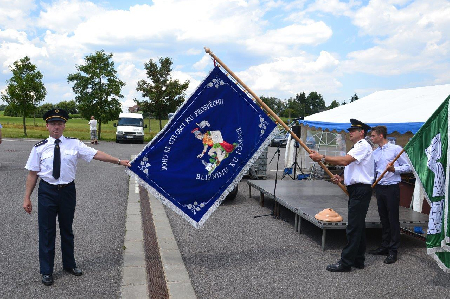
88, 116, 98, 144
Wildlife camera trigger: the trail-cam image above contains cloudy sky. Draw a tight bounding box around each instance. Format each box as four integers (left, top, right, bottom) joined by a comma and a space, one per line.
0, 0, 449, 109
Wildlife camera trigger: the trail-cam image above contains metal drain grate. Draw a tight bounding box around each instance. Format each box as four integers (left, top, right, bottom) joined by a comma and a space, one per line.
139, 186, 170, 299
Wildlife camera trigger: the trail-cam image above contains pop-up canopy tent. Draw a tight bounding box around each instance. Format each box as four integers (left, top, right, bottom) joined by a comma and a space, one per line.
293, 84, 450, 214
299, 83, 450, 135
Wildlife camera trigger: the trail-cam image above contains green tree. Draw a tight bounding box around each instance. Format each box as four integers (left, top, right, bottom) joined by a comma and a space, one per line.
328, 100, 340, 110
57, 100, 78, 114
1, 56, 47, 136
67, 50, 125, 139
260, 96, 285, 116
136, 57, 189, 131
4, 104, 20, 117
350, 93, 359, 103
293, 92, 307, 119
35, 103, 55, 118
305, 91, 326, 116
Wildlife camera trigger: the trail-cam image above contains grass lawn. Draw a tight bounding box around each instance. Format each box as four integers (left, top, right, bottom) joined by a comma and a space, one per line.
0, 113, 167, 142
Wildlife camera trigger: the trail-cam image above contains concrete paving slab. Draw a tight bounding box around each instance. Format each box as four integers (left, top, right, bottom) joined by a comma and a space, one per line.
121, 174, 148, 299
122, 266, 148, 286
147, 192, 197, 299
121, 284, 148, 299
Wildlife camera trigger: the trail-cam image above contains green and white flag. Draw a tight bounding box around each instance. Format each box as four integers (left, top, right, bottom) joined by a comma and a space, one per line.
404, 95, 450, 272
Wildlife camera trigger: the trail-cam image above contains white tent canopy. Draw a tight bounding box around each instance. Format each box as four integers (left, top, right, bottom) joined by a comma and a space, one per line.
305, 84, 450, 123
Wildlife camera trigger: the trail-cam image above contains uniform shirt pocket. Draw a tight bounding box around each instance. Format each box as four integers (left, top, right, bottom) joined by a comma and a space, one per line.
63, 149, 78, 168
40, 151, 54, 172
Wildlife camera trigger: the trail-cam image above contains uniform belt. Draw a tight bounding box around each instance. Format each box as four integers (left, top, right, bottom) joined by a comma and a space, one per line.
42, 180, 75, 190
376, 183, 400, 188
348, 183, 371, 187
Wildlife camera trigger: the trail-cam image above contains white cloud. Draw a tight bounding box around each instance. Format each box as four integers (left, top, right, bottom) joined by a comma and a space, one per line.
0, 30, 48, 71
343, 0, 450, 77
237, 51, 341, 99
343, 46, 416, 75
38, 0, 105, 34
0, 28, 28, 43
70, 0, 265, 46
244, 20, 333, 56
0, 0, 35, 30
1, 0, 449, 107
307, 0, 362, 17
193, 54, 211, 70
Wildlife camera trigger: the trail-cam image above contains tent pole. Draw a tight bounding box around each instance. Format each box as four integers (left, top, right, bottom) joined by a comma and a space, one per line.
204, 47, 348, 196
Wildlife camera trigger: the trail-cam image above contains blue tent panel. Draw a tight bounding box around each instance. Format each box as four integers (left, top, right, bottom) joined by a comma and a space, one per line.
298, 120, 424, 135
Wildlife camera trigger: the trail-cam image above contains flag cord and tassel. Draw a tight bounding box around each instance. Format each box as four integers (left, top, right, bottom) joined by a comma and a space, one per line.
204, 47, 348, 195
371, 149, 405, 188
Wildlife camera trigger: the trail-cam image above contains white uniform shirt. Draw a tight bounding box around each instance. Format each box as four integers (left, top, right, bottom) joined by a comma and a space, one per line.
25, 135, 97, 185
373, 143, 410, 185
89, 119, 97, 131
344, 139, 374, 186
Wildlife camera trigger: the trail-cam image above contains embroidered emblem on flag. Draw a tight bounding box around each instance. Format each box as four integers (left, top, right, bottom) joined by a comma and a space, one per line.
127, 66, 278, 228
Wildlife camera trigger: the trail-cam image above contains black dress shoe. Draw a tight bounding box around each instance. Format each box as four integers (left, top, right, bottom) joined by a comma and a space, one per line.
42, 274, 53, 286
326, 261, 351, 272
64, 267, 83, 276
368, 247, 389, 255
384, 254, 397, 264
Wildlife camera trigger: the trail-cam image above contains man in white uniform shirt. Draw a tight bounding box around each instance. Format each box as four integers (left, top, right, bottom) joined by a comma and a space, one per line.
369, 125, 410, 264
310, 119, 374, 272
23, 109, 131, 286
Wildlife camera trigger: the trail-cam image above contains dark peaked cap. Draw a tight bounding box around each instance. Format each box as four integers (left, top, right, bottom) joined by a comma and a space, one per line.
347, 118, 371, 132
43, 108, 69, 123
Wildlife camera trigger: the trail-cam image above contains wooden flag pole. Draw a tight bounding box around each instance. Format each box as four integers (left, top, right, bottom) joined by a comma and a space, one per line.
204, 47, 348, 195
371, 149, 405, 188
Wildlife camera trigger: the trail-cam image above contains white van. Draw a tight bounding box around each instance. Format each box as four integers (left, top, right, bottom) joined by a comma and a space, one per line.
114, 113, 147, 143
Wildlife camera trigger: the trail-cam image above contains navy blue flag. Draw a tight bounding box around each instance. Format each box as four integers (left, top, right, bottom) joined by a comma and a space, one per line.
127, 66, 278, 228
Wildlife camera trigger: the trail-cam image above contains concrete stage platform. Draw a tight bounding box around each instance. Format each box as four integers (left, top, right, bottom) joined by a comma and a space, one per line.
247, 179, 429, 250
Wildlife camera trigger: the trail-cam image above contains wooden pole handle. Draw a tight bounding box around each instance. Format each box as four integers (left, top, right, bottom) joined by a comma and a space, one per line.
371, 149, 405, 188
205, 47, 348, 195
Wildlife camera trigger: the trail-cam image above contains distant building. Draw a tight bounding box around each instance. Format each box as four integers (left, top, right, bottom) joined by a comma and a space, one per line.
128, 105, 140, 113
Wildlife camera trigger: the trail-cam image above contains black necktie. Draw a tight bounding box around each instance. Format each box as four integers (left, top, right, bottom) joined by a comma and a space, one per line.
53, 139, 61, 179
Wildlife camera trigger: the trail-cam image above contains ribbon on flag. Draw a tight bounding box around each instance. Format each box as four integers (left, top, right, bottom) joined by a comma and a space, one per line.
404, 95, 450, 272
127, 66, 278, 228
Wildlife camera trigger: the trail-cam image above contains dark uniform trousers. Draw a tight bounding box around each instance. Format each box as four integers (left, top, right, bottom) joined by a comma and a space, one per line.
38, 180, 77, 275
341, 183, 372, 267
375, 184, 400, 255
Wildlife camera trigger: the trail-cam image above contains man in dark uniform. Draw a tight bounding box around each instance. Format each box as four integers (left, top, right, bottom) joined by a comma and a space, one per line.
310, 119, 374, 272
23, 109, 131, 286
369, 125, 410, 264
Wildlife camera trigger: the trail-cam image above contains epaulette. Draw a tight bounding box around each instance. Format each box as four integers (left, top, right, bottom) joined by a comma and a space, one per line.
65, 137, 77, 139
34, 139, 48, 147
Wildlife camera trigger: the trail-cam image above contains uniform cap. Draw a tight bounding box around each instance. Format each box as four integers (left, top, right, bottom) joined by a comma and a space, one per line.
347, 118, 370, 132
43, 108, 69, 123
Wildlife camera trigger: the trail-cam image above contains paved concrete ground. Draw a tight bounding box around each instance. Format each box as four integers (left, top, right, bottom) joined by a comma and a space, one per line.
0, 138, 142, 298
3, 139, 450, 298
121, 171, 148, 298
164, 146, 450, 298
